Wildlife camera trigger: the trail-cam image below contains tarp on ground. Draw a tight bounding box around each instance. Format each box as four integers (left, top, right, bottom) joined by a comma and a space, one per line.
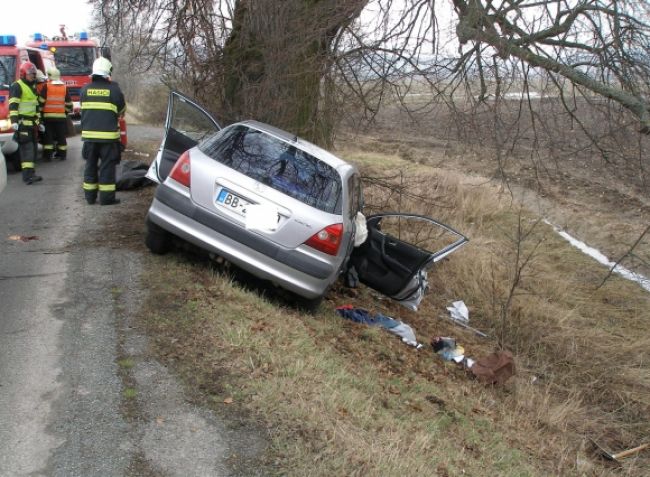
116, 160, 153, 190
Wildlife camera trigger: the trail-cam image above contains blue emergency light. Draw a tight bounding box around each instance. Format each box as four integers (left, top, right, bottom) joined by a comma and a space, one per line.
0, 35, 17, 46
40, 44, 49, 50
33, 32, 44, 42
79, 32, 89, 40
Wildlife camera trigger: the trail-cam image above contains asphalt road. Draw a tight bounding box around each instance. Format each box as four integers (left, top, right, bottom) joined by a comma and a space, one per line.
0, 129, 263, 476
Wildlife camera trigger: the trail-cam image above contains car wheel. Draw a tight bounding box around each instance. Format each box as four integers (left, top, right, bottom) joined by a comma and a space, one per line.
6, 150, 21, 172
145, 219, 171, 254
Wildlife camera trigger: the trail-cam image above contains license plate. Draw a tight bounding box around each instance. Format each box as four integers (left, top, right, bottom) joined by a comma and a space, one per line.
216, 188, 249, 216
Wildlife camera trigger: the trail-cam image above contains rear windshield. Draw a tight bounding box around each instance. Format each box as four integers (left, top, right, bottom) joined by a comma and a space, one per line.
0, 55, 16, 86
199, 125, 342, 214
53, 46, 94, 75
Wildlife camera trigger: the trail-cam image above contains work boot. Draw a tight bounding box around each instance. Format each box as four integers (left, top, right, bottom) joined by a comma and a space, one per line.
24, 174, 43, 185
100, 198, 121, 206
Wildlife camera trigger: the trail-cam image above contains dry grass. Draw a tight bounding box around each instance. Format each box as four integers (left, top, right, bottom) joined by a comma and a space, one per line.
114, 135, 650, 476
345, 149, 650, 449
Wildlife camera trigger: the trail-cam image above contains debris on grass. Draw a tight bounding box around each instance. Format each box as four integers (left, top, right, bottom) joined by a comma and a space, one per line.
335, 305, 424, 349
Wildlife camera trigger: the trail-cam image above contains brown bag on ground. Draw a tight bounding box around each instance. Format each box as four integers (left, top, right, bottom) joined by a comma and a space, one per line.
470, 351, 515, 385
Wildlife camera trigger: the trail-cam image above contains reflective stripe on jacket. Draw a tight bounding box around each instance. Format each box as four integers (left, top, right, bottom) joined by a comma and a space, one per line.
42, 82, 71, 119
80, 77, 126, 142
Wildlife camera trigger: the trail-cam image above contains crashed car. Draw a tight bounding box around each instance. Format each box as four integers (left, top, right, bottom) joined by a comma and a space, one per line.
145, 91, 468, 310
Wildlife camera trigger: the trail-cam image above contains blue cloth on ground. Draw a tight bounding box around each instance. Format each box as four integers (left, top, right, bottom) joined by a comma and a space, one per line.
335, 307, 400, 329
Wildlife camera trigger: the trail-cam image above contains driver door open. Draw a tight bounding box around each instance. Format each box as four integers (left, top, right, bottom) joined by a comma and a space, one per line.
146, 91, 221, 184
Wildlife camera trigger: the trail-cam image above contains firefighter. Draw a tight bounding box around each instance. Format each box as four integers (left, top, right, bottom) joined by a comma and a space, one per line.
35, 69, 47, 94
40, 67, 73, 161
80, 57, 125, 205
8, 61, 43, 184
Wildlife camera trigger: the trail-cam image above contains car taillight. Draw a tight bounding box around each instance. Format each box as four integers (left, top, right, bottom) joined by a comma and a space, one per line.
169, 150, 191, 187
304, 223, 343, 255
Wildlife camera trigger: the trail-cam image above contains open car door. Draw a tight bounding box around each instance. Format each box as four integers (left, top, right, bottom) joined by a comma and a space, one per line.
349, 214, 468, 311
146, 91, 221, 184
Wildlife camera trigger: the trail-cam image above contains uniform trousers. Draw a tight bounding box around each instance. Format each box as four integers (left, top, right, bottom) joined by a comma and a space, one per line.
82, 141, 120, 204
43, 119, 68, 160
15, 125, 38, 183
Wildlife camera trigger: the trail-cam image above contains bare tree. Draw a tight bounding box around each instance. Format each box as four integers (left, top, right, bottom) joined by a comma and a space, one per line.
90, 0, 650, 148
452, 1, 650, 130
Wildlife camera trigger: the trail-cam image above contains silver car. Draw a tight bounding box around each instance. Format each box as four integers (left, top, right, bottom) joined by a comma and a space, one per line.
145, 92, 467, 310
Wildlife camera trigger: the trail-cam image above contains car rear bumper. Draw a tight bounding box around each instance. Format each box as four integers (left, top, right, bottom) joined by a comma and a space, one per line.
148, 184, 342, 299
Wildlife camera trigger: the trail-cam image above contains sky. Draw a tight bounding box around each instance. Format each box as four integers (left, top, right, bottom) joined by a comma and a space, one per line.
8, 0, 94, 44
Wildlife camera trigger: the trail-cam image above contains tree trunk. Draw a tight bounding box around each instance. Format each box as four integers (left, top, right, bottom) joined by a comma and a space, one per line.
222, 0, 367, 146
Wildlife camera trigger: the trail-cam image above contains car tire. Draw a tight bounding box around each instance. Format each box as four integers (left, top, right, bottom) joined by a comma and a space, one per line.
145, 219, 171, 254
6, 150, 21, 172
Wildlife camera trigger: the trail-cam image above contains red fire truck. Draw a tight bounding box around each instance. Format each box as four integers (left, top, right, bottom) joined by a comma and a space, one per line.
1, 34, 56, 170
26, 30, 108, 117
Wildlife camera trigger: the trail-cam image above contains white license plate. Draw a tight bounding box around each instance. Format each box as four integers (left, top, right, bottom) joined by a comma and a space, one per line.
216, 188, 249, 216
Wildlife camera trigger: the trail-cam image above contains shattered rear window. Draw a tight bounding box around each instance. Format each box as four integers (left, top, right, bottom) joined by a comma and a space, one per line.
200, 125, 342, 214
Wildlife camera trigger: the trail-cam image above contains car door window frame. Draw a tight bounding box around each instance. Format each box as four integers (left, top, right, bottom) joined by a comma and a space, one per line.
350, 213, 468, 301
154, 91, 222, 182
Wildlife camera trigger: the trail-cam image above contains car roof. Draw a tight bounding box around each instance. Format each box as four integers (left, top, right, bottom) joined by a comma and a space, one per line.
236, 120, 357, 175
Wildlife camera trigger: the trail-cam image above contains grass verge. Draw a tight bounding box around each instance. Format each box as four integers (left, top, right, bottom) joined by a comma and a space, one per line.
114, 138, 650, 476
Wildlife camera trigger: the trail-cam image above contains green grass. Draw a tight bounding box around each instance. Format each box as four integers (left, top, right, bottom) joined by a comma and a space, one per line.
123, 387, 138, 399
122, 139, 650, 476
136, 260, 544, 476
117, 358, 135, 369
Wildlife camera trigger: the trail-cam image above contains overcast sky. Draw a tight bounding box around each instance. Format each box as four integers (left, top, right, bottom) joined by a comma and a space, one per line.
10, 0, 93, 44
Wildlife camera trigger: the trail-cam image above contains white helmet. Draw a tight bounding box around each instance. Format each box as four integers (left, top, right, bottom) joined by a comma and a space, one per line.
92, 57, 112, 77
47, 67, 61, 81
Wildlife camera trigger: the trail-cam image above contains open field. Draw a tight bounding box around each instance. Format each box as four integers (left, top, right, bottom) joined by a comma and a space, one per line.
103, 106, 650, 476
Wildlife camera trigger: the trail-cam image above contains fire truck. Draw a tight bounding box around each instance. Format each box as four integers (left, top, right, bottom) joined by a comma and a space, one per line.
28, 30, 127, 149
2, 30, 127, 172
0, 34, 56, 170
26, 30, 109, 118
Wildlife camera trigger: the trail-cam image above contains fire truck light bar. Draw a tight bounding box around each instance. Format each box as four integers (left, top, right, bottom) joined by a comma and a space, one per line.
0, 35, 17, 46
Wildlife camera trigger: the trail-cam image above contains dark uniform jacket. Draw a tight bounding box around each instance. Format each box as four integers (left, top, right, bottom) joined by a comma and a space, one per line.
80, 77, 126, 142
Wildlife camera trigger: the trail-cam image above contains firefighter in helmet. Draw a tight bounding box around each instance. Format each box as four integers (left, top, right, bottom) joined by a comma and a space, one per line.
80, 57, 125, 205
40, 67, 73, 161
35, 69, 47, 94
8, 61, 44, 184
